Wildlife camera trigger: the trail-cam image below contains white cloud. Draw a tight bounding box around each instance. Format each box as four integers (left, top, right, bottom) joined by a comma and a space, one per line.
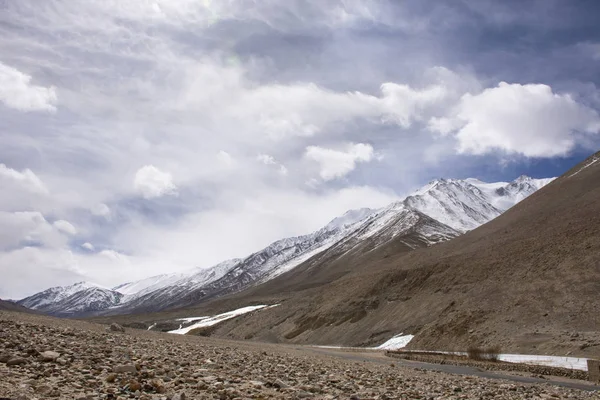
430, 82, 600, 157
0, 164, 53, 214
0, 211, 68, 250
0, 62, 57, 112
0, 164, 47, 194
0, 247, 85, 298
257, 154, 288, 176
110, 184, 399, 272
305, 143, 376, 181
217, 150, 235, 166
133, 165, 177, 199
257, 154, 277, 165
81, 242, 95, 251
53, 220, 77, 236
90, 203, 111, 218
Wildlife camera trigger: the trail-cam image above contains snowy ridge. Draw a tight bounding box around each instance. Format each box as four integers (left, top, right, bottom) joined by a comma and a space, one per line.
18, 175, 553, 317
18, 282, 123, 316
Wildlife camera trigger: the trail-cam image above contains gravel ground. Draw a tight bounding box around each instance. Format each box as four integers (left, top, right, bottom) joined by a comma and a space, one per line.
0, 311, 598, 400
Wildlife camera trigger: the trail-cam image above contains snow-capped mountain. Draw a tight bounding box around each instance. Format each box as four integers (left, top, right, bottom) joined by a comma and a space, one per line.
112, 211, 375, 313
18, 282, 123, 316
17, 175, 554, 317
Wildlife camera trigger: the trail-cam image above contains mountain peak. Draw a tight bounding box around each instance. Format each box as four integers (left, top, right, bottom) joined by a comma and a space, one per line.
323, 207, 375, 231
513, 175, 533, 184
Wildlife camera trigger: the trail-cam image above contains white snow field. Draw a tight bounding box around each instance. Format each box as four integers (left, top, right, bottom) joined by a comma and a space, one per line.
168, 305, 278, 335
497, 354, 589, 371
374, 334, 415, 350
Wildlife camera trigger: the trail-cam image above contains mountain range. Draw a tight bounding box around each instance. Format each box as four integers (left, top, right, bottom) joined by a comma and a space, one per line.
17, 175, 554, 317
151, 150, 598, 356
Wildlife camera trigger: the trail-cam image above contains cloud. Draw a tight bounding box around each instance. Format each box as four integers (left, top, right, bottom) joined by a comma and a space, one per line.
257, 154, 277, 165
0, 62, 57, 112
53, 220, 77, 236
1, 1, 599, 297
133, 165, 178, 199
0, 247, 85, 298
0, 212, 68, 250
90, 203, 111, 218
81, 242, 95, 251
217, 151, 235, 167
257, 154, 288, 176
305, 143, 376, 181
430, 82, 600, 157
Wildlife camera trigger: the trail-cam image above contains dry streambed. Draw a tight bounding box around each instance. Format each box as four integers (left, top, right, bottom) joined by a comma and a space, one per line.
0, 311, 598, 399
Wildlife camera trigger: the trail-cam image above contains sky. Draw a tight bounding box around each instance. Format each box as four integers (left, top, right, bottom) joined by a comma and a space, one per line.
1, 0, 600, 298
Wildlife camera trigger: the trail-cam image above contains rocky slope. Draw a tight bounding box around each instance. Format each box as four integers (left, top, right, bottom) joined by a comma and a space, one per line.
114, 152, 600, 357
0, 300, 34, 313
1, 311, 597, 399
19, 176, 552, 317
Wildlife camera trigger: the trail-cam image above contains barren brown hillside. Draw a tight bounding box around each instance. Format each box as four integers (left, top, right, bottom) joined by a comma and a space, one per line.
106, 151, 600, 357
0, 299, 35, 313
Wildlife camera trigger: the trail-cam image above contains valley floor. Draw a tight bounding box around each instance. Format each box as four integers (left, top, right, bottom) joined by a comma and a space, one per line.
0, 311, 598, 400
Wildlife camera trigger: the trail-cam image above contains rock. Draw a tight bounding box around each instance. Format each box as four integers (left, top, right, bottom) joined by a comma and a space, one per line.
40, 350, 60, 361
114, 364, 137, 374
273, 379, 289, 389
109, 323, 125, 332
6, 357, 28, 366
0, 353, 11, 363
106, 373, 117, 382
150, 378, 166, 393
35, 384, 53, 395
128, 379, 142, 391
171, 393, 186, 400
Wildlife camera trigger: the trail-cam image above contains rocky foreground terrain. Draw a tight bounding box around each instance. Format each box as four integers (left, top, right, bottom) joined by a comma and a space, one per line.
0, 312, 598, 399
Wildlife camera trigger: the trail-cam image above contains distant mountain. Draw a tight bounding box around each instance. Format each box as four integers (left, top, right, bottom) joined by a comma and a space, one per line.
0, 299, 36, 313
189, 151, 599, 356
18, 282, 123, 316
18, 175, 553, 317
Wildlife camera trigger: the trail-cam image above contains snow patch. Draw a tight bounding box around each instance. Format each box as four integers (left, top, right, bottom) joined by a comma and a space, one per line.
375, 334, 414, 350
176, 316, 209, 322
498, 354, 589, 371
569, 156, 599, 177
168, 305, 278, 335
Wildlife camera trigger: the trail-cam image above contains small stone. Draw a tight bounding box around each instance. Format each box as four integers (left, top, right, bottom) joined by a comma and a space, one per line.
106, 373, 117, 382
273, 379, 289, 389
114, 364, 138, 374
109, 323, 125, 332
128, 380, 142, 391
150, 378, 166, 393
7, 357, 28, 366
171, 393, 186, 400
41, 350, 60, 361
0, 353, 12, 363
35, 384, 53, 394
